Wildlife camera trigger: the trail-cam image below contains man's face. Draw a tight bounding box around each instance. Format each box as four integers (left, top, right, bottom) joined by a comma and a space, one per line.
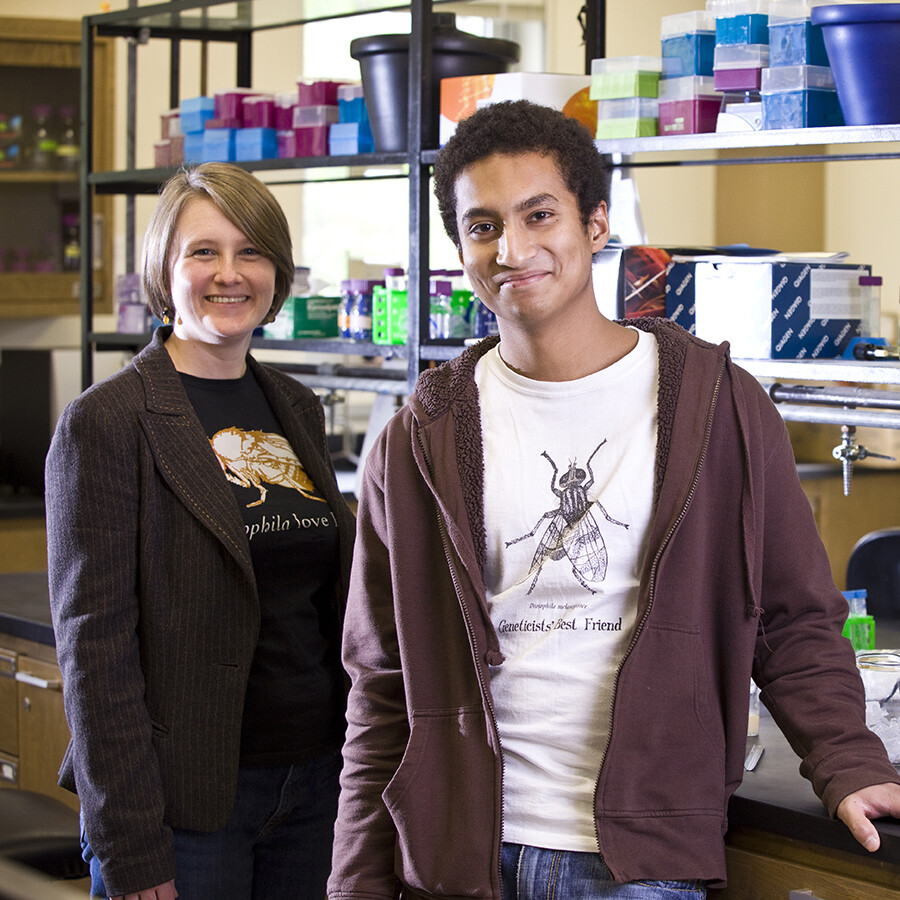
454, 151, 609, 336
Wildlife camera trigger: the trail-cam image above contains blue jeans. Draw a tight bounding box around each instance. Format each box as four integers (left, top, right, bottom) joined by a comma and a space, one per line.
85, 750, 341, 899
501, 844, 707, 900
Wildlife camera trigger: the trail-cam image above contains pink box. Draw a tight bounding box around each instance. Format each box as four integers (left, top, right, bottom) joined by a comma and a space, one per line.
275, 92, 296, 129
714, 67, 763, 91
243, 95, 276, 128
207, 116, 242, 130
154, 139, 172, 167
659, 96, 720, 134
277, 129, 295, 158
160, 109, 181, 139
215, 88, 260, 119
297, 79, 346, 107
293, 124, 330, 157
169, 134, 185, 165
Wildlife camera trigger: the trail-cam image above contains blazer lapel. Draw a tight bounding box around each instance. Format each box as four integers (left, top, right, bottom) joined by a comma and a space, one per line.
133, 332, 255, 585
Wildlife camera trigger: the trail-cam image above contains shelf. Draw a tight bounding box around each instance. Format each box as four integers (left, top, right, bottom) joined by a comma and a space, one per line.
596, 124, 900, 166
0, 171, 79, 185
89, 154, 411, 194
252, 337, 406, 358
737, 358, 900, 386
94, 332, 412, 362
89, 0, 461, 36
0, 272, 96, 317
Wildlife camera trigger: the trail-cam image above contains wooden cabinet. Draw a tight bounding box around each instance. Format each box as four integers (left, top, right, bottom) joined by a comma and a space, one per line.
0, 648, 17, 788
0, 16, 114, 318
721, 827, 900, 899
0, 637, 75, 812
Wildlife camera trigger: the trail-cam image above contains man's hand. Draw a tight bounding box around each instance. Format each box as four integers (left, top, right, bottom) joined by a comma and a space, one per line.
111, 879, 178, 900
836, 782, 900, 851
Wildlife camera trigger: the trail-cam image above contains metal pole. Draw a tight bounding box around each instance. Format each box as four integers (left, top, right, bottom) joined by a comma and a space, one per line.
80, 16, 95, 390
407, 0, 433, 396
581, 0, 606, 72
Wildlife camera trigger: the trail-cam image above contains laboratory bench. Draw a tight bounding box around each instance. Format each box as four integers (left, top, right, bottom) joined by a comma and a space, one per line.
0, 572, 898, 889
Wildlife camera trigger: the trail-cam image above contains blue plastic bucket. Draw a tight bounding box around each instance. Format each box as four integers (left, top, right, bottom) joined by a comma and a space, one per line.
811, 4, 900, 125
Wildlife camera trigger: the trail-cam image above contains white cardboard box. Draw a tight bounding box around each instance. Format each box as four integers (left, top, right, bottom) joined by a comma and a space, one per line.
439, 72, 596, 145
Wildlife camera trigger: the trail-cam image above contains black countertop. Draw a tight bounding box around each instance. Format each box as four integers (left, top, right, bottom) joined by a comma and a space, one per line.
730, 708, 900, 866
0, 571, 54, 645
1, 572, 898, 866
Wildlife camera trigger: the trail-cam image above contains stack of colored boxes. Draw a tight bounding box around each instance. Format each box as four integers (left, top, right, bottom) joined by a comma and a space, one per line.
280, 79, 346, 158
179, 96, 214, 164
328, 84, 374, 156
590, 56, 662, 138
236, 94, 278, 161
154, 109, 184, 167
760, 0, 842, 129
709, 0, 770, 130
166, 80, 368, 165
658, 10, 720, 134
203, 88, 266, 162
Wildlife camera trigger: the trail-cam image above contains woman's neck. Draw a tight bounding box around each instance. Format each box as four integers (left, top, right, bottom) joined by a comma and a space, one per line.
163, 332, 250, 379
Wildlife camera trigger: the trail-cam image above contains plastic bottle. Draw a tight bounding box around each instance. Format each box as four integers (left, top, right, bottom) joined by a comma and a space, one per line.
858, 275, 882, 339
375, 266, 407, 345
350, 278, 379, 342
338, 279, 354, 339
473, 298, 499, 338
62, 212, 80, 271
0, 114, 23, 168
445, 268, 474, 338
56, 106, 80, 172
429, 276, 452, 339
29, 105, 58, 170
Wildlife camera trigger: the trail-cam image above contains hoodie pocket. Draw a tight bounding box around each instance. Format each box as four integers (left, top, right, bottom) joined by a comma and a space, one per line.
604, 621, 725, 816
383, 707, 497, 898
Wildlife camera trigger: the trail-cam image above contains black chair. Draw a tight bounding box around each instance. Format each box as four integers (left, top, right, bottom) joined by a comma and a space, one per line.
845, 528, 900, 621
0, 791, 87, 881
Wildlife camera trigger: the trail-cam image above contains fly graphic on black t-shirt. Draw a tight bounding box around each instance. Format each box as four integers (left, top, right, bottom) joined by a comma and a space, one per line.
505, 440, 629, 595
209, 426, 325, 508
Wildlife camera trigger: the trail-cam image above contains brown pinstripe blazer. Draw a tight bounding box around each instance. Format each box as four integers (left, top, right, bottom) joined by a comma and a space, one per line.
45, 327, 355, 895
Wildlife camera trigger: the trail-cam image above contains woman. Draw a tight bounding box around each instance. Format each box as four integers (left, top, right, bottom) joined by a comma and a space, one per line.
46, 163, 355, 900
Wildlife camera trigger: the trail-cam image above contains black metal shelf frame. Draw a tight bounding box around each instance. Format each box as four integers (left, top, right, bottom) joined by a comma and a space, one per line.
79, 0, 899, 411
79, 0, 497, 393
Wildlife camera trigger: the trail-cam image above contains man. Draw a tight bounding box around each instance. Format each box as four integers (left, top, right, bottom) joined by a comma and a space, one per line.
328, 100, 900, 899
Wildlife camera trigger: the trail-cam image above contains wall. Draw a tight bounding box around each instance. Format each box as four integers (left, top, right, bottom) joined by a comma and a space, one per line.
3, 0, 898, 404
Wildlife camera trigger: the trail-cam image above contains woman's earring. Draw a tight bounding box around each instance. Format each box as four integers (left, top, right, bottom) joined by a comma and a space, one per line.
162, 309, 171, 325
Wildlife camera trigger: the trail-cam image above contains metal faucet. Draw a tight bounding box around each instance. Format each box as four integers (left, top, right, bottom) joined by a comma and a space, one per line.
832, 425, 896, 495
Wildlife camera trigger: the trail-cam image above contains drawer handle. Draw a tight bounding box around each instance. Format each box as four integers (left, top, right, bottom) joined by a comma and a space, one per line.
15, 672, 62, 690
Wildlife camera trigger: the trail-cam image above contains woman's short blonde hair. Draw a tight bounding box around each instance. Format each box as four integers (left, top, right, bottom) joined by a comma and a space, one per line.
141, 162, 294, 320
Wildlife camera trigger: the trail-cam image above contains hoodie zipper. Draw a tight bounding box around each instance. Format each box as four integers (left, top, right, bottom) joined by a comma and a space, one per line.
415, 428, 506, 899
591, 357, 725, 869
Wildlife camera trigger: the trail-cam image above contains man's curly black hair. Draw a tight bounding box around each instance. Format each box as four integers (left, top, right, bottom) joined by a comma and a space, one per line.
433, 99, 612, 250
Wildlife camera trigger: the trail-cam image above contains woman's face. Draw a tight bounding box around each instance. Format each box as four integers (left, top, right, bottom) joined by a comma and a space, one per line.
168, 196, 277, 349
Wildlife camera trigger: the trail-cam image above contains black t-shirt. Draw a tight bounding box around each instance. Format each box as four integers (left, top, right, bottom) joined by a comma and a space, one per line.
181, 369, 343, 765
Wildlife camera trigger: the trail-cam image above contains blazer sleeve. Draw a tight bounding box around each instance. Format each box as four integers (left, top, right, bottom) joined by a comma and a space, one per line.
45, 387, 176, 896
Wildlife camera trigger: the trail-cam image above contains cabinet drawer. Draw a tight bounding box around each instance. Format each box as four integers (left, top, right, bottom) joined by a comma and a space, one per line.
0, 648, 17, 757
16, 656, 75, 811
0, 750, 17, 788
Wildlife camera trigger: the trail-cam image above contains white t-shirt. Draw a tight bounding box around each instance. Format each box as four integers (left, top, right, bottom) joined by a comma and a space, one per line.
475, 328, 659, 852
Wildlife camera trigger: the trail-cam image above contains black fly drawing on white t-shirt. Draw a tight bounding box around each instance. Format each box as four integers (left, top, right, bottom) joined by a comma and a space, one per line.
505, 440, 629, 594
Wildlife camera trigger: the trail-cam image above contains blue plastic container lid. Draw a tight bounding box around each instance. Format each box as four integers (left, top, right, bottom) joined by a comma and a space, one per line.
811, 3, 900, 25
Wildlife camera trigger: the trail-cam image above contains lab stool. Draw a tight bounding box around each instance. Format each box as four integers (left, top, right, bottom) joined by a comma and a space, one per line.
0, 790, 87, 880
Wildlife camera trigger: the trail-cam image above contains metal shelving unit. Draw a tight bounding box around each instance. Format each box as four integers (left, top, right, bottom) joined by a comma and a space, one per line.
78, 0, 899, 428
78, 0, 469, 395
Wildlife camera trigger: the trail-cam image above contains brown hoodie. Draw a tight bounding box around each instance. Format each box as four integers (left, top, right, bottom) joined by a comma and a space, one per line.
329, 319, 899, 898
